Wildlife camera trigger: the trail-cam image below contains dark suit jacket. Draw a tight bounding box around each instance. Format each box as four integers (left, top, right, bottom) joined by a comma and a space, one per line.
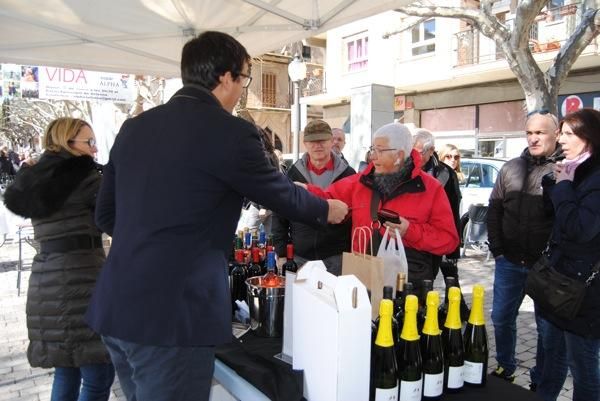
85, 85, 328, 347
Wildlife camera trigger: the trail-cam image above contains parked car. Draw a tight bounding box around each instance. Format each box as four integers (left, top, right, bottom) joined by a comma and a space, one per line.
458, 157, 506, 253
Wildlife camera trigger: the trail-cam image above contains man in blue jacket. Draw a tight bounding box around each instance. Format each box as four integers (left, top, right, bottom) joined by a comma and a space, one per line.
85, 31, 348, 401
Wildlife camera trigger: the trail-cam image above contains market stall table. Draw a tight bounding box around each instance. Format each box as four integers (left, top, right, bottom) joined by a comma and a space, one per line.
215, 331, 542, 401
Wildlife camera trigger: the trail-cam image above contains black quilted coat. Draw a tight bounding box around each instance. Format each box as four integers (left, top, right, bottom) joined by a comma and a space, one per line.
4, 150, 110, 368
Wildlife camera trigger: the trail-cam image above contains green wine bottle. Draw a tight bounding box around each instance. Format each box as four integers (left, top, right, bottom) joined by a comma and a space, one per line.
370, 299, 399, 401
397, 295, 423, 401
420, 291, 444, 400
463, 284, 488, 387
442, 287, 464, 393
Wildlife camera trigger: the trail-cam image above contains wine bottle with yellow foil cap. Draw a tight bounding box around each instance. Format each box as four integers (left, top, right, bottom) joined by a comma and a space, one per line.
463, 284, 488, 387
420, 291, 444, 400
442, 287, 464, 393
396, 295, 423, 401
370, 299, 399, 401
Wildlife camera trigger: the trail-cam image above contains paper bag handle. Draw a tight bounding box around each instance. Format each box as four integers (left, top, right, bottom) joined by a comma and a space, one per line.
352, 226, 373, 257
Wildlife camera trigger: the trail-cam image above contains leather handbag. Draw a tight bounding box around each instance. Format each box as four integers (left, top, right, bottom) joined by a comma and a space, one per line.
525, 252, 600, 321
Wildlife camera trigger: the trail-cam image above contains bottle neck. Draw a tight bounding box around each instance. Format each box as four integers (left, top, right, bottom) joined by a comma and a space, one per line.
422, 302, 441, 335
468, 288, 486, 326
400, 296, 419, 341
445, 298, 462, 330
375, 311, 395, 347
286, 244, 294, 260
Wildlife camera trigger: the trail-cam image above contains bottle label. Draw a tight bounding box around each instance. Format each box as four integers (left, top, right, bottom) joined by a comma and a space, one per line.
399, 379, 422, 401
423, 372, 444, 397
463, 361, 483, 384
447, 365, 464, 389
375, 385, 398, 401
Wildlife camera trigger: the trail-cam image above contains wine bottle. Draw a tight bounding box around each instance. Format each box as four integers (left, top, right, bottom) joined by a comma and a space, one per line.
442, 287, 464, 393
230, 250, 248, 316
463, 284, 488, 387
394, 273, 406, 323
282, 243, 298, 276
258, 223, 266, 248
417, 280, 433, 332
261, 251, 280, 287
397, 295, 423, 401
438, 276, 457, 329
420, 291, 444, 400
394, 282, 414, 327
247, 247, 263, 278
370, 299, 399, 401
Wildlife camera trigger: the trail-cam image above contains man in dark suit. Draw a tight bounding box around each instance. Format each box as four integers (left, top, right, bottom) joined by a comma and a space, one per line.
85, 31, 348, 401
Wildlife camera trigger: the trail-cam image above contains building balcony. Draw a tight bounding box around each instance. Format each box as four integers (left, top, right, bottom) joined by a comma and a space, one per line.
454, 2, 585, 67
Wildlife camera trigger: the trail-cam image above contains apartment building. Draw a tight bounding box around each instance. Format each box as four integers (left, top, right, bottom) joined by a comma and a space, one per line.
305, 0, 600, 167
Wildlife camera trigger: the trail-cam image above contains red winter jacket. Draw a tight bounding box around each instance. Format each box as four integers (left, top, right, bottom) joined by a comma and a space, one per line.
307, 151, 459, 257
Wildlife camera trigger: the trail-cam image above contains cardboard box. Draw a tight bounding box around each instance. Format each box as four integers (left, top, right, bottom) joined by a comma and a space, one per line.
292, 261, 371, 401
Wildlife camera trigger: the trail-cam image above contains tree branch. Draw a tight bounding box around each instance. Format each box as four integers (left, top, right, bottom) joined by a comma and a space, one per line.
512, 0, 547, 50
547, 9, 600, 100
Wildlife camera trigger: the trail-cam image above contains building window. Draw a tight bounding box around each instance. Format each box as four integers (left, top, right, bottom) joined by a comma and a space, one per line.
344, 32, 369, 72
261, 73, 276, 108
411, 19, 436, 56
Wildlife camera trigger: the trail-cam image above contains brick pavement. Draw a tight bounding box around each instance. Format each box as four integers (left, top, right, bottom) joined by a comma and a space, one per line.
0, 239, 572, 400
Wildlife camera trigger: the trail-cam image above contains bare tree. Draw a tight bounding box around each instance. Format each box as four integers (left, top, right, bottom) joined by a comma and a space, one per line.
394, 0, 600, 114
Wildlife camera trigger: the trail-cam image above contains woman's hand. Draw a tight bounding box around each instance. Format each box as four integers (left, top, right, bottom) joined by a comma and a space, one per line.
384, 216, 410, 237
554, 162, 573, 183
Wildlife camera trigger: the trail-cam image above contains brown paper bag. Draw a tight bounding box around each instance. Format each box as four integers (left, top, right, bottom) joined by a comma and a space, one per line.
342, 226, 385, 320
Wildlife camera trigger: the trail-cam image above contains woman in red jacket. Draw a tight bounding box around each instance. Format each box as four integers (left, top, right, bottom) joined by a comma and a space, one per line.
305, 122, 459, 288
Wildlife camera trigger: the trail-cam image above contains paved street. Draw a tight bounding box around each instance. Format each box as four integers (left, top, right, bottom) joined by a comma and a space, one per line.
0, 237, 572, 400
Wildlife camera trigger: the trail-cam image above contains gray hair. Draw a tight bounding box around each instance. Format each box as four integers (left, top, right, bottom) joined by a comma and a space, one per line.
413, 128, 435, 152
373, 123, 413, 157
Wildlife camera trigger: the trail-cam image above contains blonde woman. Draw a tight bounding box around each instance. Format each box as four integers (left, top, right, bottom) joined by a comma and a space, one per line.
4, 118, 114, 401
439, 144, 465, 183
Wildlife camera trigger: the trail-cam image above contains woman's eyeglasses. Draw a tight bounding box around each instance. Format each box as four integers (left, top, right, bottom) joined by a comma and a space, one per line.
444, 154, 460, 161
368, 146, 397, 156
69, 138, 96, 147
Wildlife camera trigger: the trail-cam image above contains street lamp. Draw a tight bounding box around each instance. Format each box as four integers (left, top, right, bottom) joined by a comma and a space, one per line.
288, 54, 307, 162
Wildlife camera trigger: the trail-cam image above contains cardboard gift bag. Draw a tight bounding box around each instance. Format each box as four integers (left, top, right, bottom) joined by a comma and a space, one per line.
342, 226, 385, 320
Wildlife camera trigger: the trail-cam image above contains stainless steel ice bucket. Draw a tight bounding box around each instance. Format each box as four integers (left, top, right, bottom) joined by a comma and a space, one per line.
246, 275, 286, 337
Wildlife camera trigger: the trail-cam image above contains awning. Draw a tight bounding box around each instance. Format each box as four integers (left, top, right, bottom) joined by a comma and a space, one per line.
0, 0, 414, 77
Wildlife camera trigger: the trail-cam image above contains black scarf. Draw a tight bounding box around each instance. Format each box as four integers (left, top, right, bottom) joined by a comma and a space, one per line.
373, 157, 415, 198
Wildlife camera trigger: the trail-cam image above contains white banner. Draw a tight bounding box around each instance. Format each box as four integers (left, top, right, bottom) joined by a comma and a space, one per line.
38, 67, 136, 102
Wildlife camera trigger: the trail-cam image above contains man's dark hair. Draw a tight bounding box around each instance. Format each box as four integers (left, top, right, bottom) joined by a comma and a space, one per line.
560, 108, 600, 155
181, 31, 251, 90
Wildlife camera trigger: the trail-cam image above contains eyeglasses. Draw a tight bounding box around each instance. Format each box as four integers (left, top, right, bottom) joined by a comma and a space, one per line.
368, 146, 397, 156
239, 72, 252, 88
69, 138, 96, 147
444, 154, 460, 161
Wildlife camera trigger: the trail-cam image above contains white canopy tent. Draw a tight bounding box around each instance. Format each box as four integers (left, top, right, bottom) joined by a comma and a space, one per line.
0, 0, 413, 77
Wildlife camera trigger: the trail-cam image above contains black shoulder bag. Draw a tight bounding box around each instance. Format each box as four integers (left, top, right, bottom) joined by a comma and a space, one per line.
525, 244, 600, 321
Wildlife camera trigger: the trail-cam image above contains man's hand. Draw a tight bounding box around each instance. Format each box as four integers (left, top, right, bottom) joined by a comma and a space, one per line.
294, 181, 308, 190
326, 199, 349, 224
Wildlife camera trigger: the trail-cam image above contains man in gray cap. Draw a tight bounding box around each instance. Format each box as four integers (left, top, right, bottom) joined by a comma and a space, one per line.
272, 120, 355, 275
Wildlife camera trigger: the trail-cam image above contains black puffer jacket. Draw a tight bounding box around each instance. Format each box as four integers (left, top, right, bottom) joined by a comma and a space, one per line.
4, 151, 110, 368
487, 146, 563, 267
272, 153, 355, 259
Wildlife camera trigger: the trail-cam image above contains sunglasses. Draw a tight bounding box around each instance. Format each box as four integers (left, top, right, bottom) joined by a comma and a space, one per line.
69, 138, 96, 147
444, 154, 460, 161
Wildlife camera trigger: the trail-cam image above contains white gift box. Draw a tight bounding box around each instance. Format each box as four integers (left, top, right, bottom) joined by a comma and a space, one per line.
292, 261, 371, 401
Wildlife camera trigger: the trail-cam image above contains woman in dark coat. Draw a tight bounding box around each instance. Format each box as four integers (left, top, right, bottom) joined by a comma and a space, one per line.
537, 108, 600, 401
4, 118, 114, 401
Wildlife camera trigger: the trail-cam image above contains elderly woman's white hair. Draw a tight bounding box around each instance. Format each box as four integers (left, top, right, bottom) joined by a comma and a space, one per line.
372, 123, 413, 158
413, 128, 435, 152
